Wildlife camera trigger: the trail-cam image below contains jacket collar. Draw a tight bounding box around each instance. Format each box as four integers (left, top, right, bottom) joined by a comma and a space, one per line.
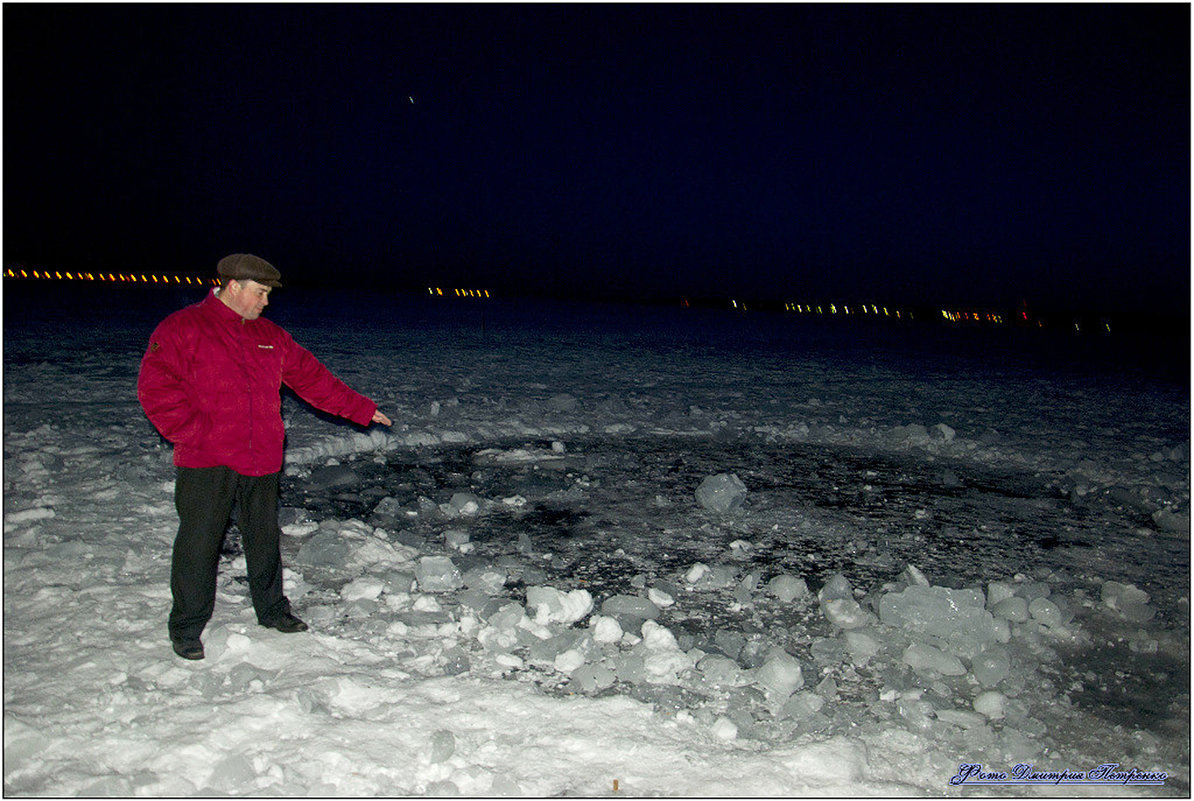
204, 287, 253, 325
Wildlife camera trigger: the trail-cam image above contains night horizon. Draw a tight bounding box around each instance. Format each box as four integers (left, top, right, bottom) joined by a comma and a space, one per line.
4, 4, 1190, 318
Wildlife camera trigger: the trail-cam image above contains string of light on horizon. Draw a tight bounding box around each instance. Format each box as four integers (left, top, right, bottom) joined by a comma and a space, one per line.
1, 270, 1103, 331
4, 268, 216, 285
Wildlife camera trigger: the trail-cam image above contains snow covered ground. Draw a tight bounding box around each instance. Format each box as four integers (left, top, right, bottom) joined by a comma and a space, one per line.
3, 287, 1189, 796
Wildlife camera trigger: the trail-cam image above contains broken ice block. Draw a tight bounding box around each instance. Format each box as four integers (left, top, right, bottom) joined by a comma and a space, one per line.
695, 473, 748, 514
903, 642, 966, 676
601, 594, 661, 620
973, 690, 1007, 720
415, 556, 463, 592
991, 596, 1030, 623
570, 663, 616, 694
818, 573, 854, 603
754, 650, 804, 698
1028, 597, 1063, 627
1101, 581, 1156, 622
589, 615, 624, 644
971, 646, 1011, 687
526, 586, 593, 625
767, 574, 809, 602
821, 598, 872, 629
879, 584, 1000, 658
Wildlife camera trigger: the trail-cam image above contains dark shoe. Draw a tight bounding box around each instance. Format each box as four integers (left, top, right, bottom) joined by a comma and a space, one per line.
171, 637, 205, 660
260, 612, 308, 633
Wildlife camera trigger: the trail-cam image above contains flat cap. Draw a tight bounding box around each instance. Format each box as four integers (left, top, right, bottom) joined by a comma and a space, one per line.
217, 253, 282, 288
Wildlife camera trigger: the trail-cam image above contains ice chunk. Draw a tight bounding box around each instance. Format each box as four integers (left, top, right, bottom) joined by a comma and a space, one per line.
843, 630, 881, 665
1028, 597, 1063, 627
462, 566, 506, 595
1153, 509, 1190, 534
340, 576, 384, 602
207, 754, 257, 791
429, 729, 455, 764
817, 573, 854, 603
711, 716, 738, 740
613, 654, 647, 684
415, 556, 463, 592
570, 663, 616, 694
902, 642, 966, 676
879, 584, 1000, 658
695, 473, 748, 514
973, 690, 1007, 720
697, 653, 745, 686
445, 492, 481, 517
444, 528, 471, 550
646, 587, 675, 607
767, 574, 809, 602
601, 594, 661, 620
936, 708, 988, 729
425, 779, 460, 796
640, 619, 679, 651
526, 586, 594, 625
546, 393, 578, 413
780, 691, 825, 720
902, 564, 931, 587
897, 696, 936, 731
295, 530, 351, 568
991, 596, 1029, 623
489, 775, 523, 796
487, 602, 527, 632
971, 646, 1011, 687
754, 650, 804, 698
1101, 581, 1155, 622
821, 598, 872, 630
636, 621, 695, 683
589, 615, 624, 644
1129, 638, 1158, 654
987, 580, 1016, 606
932, 423, 956, 442
554, 649, 586, 673
441, 648, 471, 676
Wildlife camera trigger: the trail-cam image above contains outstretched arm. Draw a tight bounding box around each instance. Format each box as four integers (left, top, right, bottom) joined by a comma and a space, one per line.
281, 335, 388, 427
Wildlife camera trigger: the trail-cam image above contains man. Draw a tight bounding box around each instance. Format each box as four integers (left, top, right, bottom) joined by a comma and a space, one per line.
138, 253, 392, 660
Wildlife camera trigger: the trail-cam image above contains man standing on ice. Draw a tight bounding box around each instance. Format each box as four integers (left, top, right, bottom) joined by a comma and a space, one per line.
138, 254, 392, 660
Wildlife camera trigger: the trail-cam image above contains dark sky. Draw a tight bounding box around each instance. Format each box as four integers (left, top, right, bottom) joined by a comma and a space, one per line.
5, 4, 1189, 314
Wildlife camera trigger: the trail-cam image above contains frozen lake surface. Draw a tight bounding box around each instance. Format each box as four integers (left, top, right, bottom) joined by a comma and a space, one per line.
4, 286, 1189, 795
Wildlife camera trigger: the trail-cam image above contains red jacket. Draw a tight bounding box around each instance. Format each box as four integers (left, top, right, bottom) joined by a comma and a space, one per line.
138, 290, 377, 476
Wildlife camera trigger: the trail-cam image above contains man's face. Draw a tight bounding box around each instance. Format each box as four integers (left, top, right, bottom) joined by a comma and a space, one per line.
222, 279, 272, 320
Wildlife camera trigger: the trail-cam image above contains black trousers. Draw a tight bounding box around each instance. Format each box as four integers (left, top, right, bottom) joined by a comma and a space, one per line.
168, 466, 292, 640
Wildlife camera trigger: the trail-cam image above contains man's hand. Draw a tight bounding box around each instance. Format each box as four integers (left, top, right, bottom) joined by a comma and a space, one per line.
372, 409, 393, 427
